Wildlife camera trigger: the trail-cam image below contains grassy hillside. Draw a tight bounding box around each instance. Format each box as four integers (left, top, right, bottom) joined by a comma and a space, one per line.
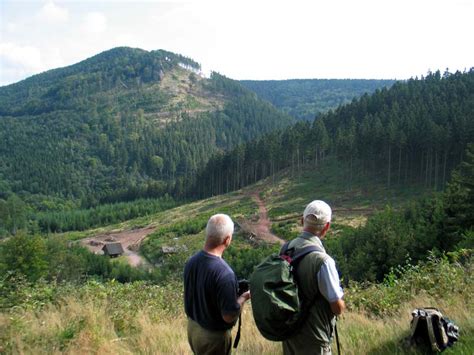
0, 176, 472, 353
1, 149, 473, 353
1, 261, 472, 354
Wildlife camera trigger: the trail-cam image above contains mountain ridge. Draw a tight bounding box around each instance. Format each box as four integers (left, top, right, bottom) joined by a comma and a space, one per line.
0, 47, 295, 203
0, 47, 202, 117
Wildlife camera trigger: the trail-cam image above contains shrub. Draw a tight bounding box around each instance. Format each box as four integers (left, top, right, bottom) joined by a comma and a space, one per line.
345, 251, 473, 317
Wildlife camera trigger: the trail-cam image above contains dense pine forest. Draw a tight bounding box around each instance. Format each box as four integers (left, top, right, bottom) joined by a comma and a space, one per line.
0, 48, 294, 208
327, 142, 474, 282
241, 78, 395, 120
193, 69, 474, 197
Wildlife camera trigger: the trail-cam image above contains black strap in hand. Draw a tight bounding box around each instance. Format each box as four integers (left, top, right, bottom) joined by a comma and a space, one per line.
233, 314, 242, 348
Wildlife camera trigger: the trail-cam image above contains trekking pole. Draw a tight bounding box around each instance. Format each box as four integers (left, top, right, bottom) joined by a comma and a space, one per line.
335, 318, 341, 355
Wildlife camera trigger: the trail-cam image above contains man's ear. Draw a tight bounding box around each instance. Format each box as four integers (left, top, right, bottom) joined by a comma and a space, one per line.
323, 222, 331, 234
224, 235, 232, 247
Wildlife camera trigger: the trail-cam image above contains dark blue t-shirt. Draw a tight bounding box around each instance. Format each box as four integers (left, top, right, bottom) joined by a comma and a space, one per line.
184, 250, 240, 331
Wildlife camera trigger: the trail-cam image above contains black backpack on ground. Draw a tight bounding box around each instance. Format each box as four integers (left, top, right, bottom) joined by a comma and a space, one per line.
409, 307, 460, 352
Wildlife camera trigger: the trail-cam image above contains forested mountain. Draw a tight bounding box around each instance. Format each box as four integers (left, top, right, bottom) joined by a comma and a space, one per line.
1, 55, 473, 352
0, 47, 294, 206
240, 78, 396, 120
193, 69, 474, 197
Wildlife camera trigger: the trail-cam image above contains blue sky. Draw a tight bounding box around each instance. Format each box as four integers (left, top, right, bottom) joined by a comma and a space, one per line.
1, 0, 473, 86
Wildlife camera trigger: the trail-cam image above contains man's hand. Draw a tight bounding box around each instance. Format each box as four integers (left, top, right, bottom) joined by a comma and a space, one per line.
330, 299, 345, 316
238, 290, 251, 304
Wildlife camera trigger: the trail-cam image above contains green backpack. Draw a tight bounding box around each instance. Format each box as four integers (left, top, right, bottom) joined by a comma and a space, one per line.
249, 242, 321, 341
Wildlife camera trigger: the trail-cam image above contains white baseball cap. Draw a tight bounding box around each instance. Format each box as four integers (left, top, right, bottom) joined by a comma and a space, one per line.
303, 200, 332, 224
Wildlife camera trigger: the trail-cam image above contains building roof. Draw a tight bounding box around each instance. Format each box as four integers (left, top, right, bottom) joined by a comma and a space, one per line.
102, 242, 124, 255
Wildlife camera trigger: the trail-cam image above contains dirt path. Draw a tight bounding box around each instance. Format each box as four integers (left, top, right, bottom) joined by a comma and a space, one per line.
239, 192, 285, 245
80, 226, 155, 267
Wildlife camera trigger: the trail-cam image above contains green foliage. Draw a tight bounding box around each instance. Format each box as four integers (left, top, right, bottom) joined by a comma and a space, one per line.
345, 251, 473, 317
0, 232, 157, 291
0, 233, 49, 282
225, 240, 280, 279
57, 318, 86, 351
140, 216, 209, 281
0, 48, 294, 206
34, 196, 178, 233
0, 47, 200, 116
241, 78, 395, 120
326, 144, 474, 283
0, 275, 57, 310
331, 198, 441, 281
140, 195, 268, 282
443, 143, 474, 244
193, 69, 474, 198
0, 194, 28, 236
271, 220, 298, 240
0, 277, 183, 317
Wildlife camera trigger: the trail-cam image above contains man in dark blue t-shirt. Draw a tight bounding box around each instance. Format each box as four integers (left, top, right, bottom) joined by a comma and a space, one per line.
184, 214, 251, 355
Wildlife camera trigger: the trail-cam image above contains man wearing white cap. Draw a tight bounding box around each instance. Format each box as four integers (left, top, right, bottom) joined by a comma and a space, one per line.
282, 200, 345, 355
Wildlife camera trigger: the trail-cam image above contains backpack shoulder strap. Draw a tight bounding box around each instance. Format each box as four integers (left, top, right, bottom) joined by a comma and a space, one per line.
291, 246, 321, 264
280, 239, 324, 264
280, 241, 291, 256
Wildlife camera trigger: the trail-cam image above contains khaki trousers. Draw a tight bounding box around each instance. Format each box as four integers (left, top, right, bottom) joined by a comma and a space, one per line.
187, 318, 232, 355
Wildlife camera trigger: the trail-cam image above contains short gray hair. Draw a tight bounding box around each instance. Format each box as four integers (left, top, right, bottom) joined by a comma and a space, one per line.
206, 214, 234, 245
303, 215, 327, 232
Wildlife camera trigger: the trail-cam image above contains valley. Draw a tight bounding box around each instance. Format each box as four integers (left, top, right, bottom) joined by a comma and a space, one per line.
0, 47, 472, 354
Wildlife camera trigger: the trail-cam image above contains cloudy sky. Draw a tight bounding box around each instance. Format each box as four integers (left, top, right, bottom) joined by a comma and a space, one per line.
1, 0, 473, 86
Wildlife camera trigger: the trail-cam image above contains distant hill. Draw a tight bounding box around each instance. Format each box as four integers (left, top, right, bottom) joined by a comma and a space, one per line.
0, 47, 294, 204
240, 79, 396, 120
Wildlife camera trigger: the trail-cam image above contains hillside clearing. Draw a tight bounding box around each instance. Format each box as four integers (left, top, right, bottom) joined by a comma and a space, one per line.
238, 191, 285, 245
72, 165, 423, 267
79, 227, 156, 267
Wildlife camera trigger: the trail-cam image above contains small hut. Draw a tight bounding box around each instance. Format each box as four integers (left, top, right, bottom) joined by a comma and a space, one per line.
102, 242, 124, 258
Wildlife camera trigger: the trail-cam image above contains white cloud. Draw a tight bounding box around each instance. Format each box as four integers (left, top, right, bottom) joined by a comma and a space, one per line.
82, 12, 107, 34
5, 22, 20, 33
0, 43, 43, 71
0, 43, 44, 86
38, 1, 69, 23
0, 43, 68, 86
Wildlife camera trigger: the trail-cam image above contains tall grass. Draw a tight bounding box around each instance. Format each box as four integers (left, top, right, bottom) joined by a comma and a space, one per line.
1, 255, 472, 354
1, 294, 471, 354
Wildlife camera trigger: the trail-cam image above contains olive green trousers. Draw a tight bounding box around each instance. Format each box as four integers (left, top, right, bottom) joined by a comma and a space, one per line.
283, 339, 332, 355
187, 318, 232, 355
